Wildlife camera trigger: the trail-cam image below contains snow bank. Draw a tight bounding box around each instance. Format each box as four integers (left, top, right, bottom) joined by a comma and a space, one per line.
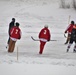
0, 0, 59, 5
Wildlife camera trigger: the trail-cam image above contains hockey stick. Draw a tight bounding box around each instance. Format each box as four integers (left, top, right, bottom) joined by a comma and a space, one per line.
64, 15, 71, 38
31, 36, 40, 41
64, 33, 68, 38
31, 36, 57, 41
64, 33, 67, 38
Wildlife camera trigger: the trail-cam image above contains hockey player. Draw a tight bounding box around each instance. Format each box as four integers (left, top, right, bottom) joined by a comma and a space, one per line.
6, 18, 15, 48
38, 25, 51, 54
8, 22, 21, 53
64, 21, 75, 44
67, 24, 76, 52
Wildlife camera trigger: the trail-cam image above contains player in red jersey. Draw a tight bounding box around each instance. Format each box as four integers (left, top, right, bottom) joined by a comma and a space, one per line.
38, 25, 51, 54
8, 22, 21, 52
64, 21, 74, 44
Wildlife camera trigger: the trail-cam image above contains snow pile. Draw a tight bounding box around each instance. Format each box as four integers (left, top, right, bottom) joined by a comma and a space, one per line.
0, 0, 59, 5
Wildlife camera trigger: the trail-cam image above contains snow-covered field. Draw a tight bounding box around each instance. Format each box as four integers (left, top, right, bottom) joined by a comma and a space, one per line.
0, 0, 76, 75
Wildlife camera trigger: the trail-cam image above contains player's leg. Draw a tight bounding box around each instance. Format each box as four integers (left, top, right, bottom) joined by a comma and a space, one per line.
39, 41, 46, 54
67, 38, 73, 52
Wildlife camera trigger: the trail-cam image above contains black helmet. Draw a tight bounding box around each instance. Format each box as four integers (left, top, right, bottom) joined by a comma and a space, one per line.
71, 21, 74, 24
12, 18, 15, 21
16, 22, 19, 27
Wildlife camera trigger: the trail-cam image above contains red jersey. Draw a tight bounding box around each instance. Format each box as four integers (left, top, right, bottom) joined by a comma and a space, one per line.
10, 26, 21, 39
39, 27, 51, 41
65, 24, 74, 34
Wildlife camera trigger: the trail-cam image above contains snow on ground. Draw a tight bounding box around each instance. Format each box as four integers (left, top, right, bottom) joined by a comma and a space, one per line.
0, 0, 76, 75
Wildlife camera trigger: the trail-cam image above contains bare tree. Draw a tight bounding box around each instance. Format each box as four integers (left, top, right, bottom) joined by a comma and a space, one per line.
73, 0, 76, 9
60, 0, 65, 8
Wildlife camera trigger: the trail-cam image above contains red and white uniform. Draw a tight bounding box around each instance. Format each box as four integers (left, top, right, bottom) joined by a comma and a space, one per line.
65, 24, 74, 34
10, 26, 21, 41
38, 27, 51, 54
39, 27, 51, 42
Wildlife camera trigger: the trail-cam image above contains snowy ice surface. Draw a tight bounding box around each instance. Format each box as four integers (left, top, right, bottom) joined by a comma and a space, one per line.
0, 0, 76, 75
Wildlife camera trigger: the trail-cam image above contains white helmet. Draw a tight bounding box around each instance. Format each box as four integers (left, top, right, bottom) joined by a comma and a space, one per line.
44, 25, 48, 28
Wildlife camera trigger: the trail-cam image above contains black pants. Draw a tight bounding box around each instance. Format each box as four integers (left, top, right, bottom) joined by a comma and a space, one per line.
69, 38, 76, 44
7, 37, 10, 44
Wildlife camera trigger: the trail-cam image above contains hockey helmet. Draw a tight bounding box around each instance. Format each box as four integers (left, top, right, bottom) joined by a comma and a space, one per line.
12, 18, 15, 21
71, 21, 74, 24
16, 22, 19, 27
44, 25, 48, 28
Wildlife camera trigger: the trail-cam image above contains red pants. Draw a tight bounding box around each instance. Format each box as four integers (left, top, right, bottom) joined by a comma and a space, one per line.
39, 41, 46, 54
8, 38, 16, 53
